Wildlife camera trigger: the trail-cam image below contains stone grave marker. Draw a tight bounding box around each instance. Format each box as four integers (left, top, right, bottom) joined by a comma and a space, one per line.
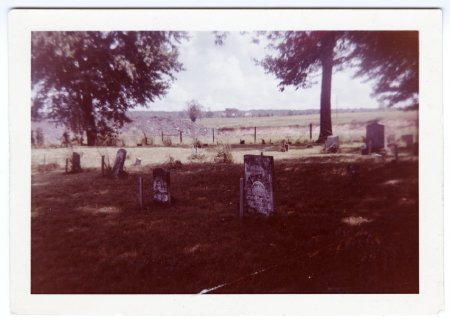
325, 135, 339, 153
133, 157, 142, 166
366, 122, 385, 152
243, 154, 275, 217
71, 152, 81, 173
153, 168, 171, 204
111, 148, 127, 178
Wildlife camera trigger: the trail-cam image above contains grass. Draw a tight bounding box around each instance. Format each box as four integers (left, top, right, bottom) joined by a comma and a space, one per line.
31, 153, 418, 294
197, 109, 418, 144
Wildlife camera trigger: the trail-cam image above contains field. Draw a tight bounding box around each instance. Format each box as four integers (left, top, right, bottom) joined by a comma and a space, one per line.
31, 110, 419, 294
33, 109, 418, 147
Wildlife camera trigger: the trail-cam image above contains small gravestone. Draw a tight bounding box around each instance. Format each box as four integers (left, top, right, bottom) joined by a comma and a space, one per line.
133, 157, 142, 166
153, 168, 171, 204
111, 149, 127, 178
243, 154, 275, 217
71, 152, 81, 173
366, 122, 385, 152
401, 134, 414, 148
325, 135, 339, 153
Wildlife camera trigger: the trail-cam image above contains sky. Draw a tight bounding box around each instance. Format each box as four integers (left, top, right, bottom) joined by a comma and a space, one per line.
149, 32, 380, 112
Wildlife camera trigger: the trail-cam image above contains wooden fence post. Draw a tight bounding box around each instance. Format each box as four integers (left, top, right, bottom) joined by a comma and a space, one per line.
212, 128, 215, 143
254, 127, 256, 144
65, 158, 69, 173
161, 131, 164, 144
101, 155, 105, 176
180, 131, 183, 144
309, 123, 312, 140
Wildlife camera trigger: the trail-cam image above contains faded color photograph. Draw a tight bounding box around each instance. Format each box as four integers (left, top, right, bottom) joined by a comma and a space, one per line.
31, 31, 418, 294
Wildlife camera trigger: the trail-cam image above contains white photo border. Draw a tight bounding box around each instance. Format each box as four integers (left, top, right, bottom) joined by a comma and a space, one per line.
8, 8, 443, 315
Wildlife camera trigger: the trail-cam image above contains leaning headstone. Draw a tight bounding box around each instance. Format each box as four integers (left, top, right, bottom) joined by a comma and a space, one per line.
401, 134, 414, 148
324, 135, 339, 153
366, 122, 385, 152
71, 152, 81, 173
243, 154, 275, 217
111, 148, 127, 178
153, 168, 171, 204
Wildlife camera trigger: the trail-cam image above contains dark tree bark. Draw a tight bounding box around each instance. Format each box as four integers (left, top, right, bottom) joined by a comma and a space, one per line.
317, 34, 335, 143
81, 94, 97, 146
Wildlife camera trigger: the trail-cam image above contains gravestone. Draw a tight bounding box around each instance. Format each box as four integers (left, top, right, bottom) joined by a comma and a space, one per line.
153, 168, 171, 204
111, 148, 127, 178
133, 157, 142, 166
71, 152, 81, 173
243, 154, 275, 217
366, 122, 385, 152
401, 134, 414, 148
325, 135, 339, 153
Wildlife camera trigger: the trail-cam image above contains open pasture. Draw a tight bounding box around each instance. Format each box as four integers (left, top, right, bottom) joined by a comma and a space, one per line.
199, 109, 418, 145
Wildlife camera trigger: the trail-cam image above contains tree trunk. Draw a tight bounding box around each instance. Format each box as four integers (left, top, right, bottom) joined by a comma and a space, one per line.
81, 94, 97, 146
317, 35, 335, 143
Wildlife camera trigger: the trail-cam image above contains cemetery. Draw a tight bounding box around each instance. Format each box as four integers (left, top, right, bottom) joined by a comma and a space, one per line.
29, 30, 419, 295
31, 117, 419, 294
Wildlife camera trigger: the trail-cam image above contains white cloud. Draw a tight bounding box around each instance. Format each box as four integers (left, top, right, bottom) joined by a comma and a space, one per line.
149, 32, 379, 111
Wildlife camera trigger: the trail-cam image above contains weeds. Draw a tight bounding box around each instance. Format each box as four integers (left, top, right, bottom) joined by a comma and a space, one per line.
162, 136, 173, 147
213, 143, 234, 163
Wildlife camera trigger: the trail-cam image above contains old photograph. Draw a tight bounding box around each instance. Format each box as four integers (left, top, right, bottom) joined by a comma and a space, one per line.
7, 8, 443, 315
30, 30, 419, 294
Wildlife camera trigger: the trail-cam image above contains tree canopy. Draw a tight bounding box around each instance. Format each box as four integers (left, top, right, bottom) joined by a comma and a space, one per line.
185, 99, 203, 122
32, 31, 187, 145
257, 31, 418, 142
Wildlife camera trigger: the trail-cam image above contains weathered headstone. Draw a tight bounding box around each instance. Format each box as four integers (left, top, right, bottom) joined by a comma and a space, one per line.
243, 154, 275, 217
366, 122, 385, 152
71, 152, 81, 173
111, 148, 127, 178
324, 135, 339, 153
153, 168, 171, 204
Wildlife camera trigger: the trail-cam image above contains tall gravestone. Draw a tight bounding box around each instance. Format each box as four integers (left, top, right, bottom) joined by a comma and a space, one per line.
71, 152, 81, 173
153, 168, 171, 204
366, 122, 385, 152
111, 148, 127, 178
243, 154, 275, 217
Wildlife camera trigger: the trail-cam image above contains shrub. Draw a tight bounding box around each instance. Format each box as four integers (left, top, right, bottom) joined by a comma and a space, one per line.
214, 143, 233, 164
162, 136, 172, 146
188, 152, 207, 161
